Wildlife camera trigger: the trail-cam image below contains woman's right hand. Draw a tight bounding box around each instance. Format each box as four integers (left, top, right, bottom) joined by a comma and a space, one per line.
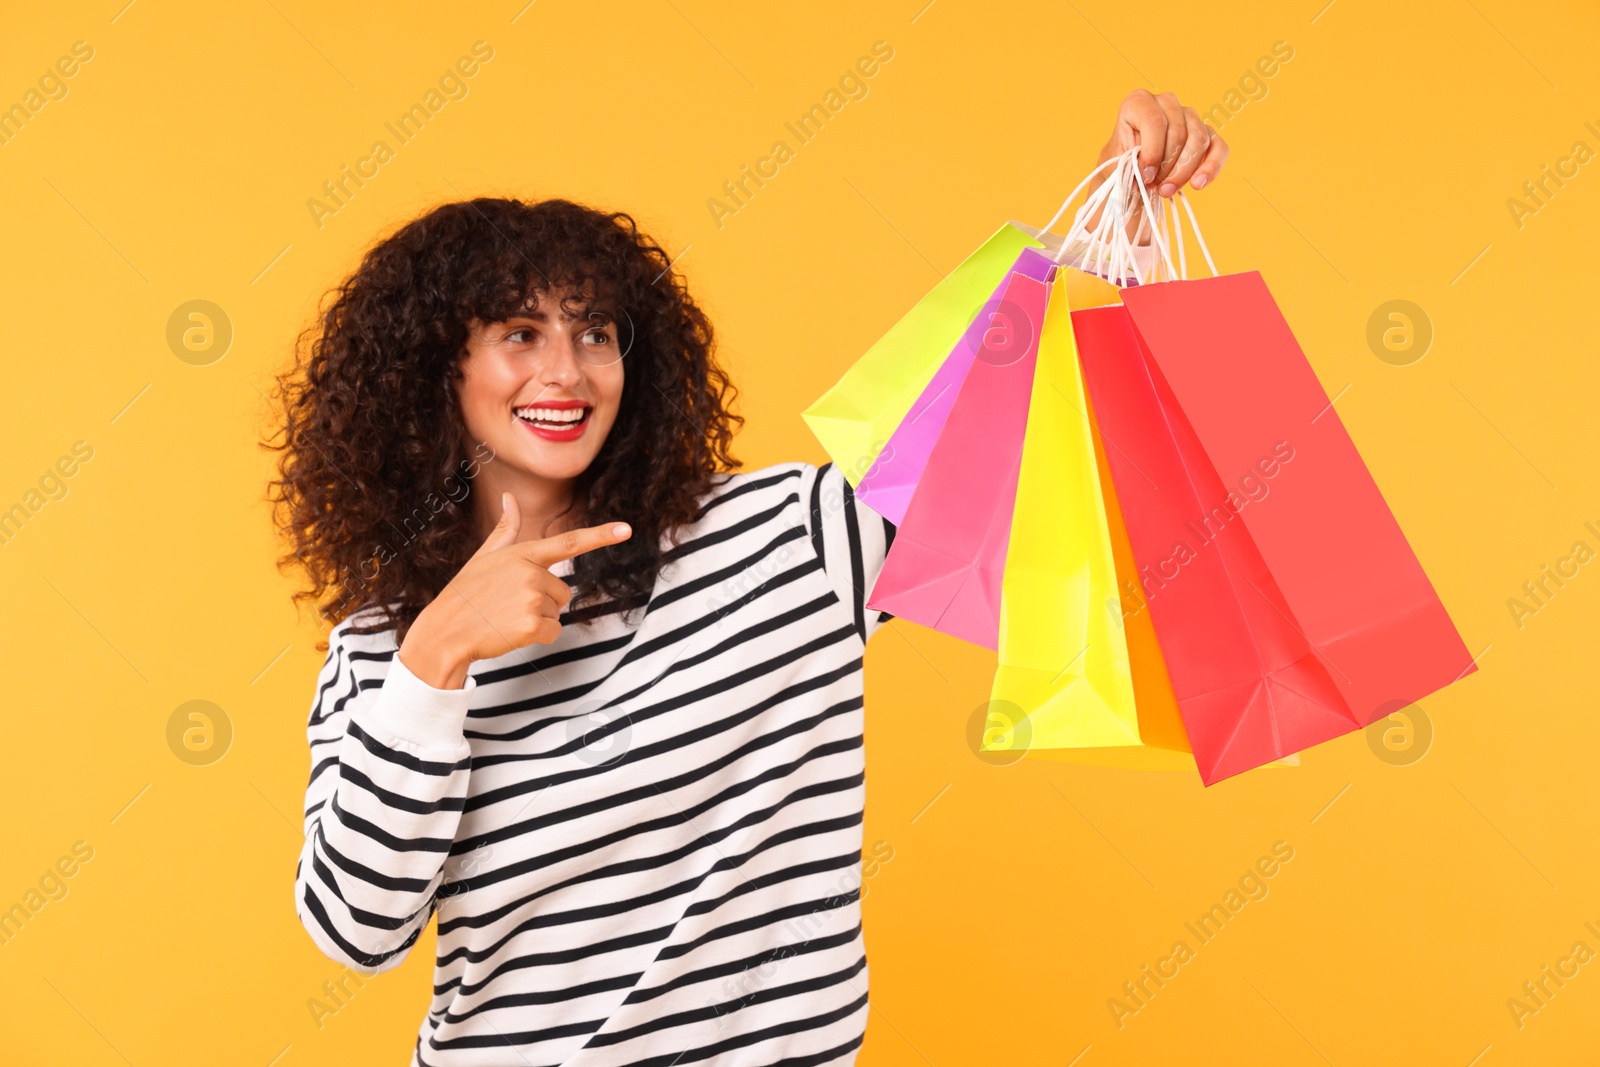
397, 492, 633, 689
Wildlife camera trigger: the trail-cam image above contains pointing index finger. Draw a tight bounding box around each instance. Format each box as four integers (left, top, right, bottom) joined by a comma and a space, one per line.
519, 522, 632, 568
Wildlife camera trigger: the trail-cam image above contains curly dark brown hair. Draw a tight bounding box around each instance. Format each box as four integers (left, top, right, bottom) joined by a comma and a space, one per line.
265, 197, 743, 648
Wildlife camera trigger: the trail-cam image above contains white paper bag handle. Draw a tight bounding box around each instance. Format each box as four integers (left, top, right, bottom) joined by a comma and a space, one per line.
1039, 152, 1123, 235
1039, 147, 1219, 285
1116, 153, 1219, 283
1041, 151, 1148, 284
1125, 180, 1218, 283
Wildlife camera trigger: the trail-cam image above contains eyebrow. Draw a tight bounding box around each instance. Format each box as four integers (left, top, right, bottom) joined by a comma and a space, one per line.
505, 307, 613, 324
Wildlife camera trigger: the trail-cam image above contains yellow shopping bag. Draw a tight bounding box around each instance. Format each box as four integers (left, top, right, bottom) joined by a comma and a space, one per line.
983, 273, 1194, 769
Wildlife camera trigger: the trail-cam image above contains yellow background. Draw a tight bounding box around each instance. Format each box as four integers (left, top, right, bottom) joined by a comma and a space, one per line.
1, 1, 1595, 1063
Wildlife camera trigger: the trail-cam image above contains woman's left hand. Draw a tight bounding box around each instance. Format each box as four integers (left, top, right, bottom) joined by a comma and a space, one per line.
1097, 89, 1229, 197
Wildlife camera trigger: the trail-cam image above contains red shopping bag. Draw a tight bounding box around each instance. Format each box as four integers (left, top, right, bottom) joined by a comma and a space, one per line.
866, 268, 1050, 649
1074, 305, 1355, 783
1075, 283, 1475, 784
1120, 273, 1477, 719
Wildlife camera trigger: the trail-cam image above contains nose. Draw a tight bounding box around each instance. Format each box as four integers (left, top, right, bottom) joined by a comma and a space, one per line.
534, 330, 586, 389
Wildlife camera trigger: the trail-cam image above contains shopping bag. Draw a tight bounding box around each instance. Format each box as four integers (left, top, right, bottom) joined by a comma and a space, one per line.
802, 222, 1045, 486
803, 156, 1144, 494
977, 156, 1200, 769
1015, 366, 1197, 769
1117, 272, 1477, 736
1071, 410, 1198, 769
865, 267, 1049, 649
977, 271, 1193, 770
855, 247, 1057, 525
1050, 148, 1474, 783
1074, 302, 1357, 784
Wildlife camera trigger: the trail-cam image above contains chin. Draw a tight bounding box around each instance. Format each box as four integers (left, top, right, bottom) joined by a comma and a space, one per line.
510, 437, 603, 479
513, 454, 594, 482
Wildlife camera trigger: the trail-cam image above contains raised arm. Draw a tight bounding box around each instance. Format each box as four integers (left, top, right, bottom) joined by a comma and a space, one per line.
801, 461, 897, 645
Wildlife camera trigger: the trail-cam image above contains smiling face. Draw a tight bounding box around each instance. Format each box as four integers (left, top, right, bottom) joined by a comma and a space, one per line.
456, 285, 626, 507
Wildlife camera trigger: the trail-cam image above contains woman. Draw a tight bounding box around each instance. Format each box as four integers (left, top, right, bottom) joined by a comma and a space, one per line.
271, 90, 1226, 1066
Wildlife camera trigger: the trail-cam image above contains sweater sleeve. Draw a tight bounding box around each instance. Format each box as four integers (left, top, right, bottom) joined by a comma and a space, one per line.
799, 461, 898, 645
293, 617, 475, 975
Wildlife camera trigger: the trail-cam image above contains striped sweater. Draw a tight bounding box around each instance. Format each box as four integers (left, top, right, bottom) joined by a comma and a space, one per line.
295, 461, 896, 1066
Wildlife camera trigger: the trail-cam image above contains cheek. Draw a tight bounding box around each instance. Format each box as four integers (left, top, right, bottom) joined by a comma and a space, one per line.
596, 364, 626, 414
455, 373, 489, 422
455, 382, 507, 444
457, 354, 514, 417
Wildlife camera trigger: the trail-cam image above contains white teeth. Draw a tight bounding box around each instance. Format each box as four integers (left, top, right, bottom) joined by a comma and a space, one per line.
515, 406, 588, 424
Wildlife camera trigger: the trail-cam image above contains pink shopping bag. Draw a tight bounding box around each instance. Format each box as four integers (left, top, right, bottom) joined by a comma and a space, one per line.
854, 247, 1058, 525
866, 267, 1051, 649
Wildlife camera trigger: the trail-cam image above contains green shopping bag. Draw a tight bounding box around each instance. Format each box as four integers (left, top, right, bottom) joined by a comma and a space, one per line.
802, 222, 1045, 482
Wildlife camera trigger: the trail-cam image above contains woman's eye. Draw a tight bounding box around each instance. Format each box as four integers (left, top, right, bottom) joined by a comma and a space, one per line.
506, 328, 534, 343
583, 329, 611, 345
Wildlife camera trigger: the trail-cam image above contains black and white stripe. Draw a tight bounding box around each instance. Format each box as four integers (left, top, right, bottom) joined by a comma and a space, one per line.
295, 461, 895, 1066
